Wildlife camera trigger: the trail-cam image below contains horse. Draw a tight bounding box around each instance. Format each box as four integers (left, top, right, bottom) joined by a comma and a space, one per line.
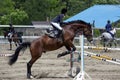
8, 20, 93, 79
100, 28, 117, 47
4, 31, 23, 50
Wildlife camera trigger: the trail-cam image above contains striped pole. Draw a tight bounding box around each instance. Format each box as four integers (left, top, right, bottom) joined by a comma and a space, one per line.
84, 51, 120, 65
74, 50, 120, 65
76, 46, 120, 51
0, 53, 12, 57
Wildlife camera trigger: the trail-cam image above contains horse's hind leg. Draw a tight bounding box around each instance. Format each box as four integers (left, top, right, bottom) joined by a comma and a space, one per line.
113, 39, 117, 47
27, 51, 42, 79
15, 42, 17, 46
10, 42, 12, 50
27, 56, 40, 78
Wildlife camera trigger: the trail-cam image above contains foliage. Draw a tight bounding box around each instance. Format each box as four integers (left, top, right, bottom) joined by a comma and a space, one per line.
0, 0, 120, 25
0, 9, 29, 25
93, 0, 120, 4
0, 0, 14, 15
93, 29, 101, 37
116, 30, 120, 38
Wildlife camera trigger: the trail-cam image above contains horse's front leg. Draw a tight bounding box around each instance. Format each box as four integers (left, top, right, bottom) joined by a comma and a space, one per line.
57, 51, 70, 58
57, 42, 76, 58
15, 42, 18, 46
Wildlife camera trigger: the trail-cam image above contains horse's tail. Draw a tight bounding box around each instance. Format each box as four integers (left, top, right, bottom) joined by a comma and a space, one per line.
8, 42, 31, 65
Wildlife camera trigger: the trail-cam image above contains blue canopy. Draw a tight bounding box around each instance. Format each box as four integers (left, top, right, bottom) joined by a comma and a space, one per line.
65, 5, 120, 29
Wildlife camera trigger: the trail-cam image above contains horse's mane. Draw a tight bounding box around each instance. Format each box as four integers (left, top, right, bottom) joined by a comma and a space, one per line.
65, 20, 88, 25
61, 20, 91, 28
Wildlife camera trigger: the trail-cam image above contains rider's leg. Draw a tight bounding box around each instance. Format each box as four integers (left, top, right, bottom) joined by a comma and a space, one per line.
51, 22, 63, 39
8, 33, 12, 38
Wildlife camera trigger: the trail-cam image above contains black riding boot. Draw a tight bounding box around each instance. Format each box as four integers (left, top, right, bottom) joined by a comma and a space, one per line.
56, 30, 63, 42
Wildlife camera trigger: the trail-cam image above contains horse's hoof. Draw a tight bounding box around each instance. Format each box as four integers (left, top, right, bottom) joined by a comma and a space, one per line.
57, 54, 61, 58
27, 74, 34, 79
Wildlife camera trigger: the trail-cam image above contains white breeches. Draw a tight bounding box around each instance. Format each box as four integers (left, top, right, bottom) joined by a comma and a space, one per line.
51, 22, 62, 30
8, 33, 12, 38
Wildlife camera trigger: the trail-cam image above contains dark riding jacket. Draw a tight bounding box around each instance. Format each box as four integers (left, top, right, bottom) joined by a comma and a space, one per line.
51, 14, 64, 24
9, 27, 16, 34
105, 23, 112, 32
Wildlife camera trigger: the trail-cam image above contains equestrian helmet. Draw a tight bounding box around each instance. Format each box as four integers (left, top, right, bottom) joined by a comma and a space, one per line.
61, 8, 67, 14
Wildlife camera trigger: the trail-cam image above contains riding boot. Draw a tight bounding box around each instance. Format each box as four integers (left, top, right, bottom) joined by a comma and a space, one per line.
56, 30, 63, 42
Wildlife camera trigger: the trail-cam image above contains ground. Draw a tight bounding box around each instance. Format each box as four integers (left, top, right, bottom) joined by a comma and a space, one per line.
0, 43, 120, 80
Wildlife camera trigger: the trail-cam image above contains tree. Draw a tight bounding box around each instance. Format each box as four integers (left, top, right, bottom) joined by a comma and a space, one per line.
0, 0, 29, 25
92, 0, 120, 4
1, 0, 120, 24
0, 9, 29, 25
0, 0, 14, 15
23, 0, 63, 21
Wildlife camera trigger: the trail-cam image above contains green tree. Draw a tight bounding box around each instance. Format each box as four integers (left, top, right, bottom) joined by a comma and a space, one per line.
12, 0, 25, 9
0, 0, 29, 25
1, 0, 120, 24
0, 0, 14, 15
0, 9, 29, 24
92, 0, 120, 4
23, 0, 64, 21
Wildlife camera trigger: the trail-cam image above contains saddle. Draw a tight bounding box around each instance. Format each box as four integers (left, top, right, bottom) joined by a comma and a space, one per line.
107, 31, 114, 38
46, 28, 64, 42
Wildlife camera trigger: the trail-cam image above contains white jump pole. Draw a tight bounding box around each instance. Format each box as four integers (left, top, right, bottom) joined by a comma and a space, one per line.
73, 34, 84, 80
73, 34, 92, 80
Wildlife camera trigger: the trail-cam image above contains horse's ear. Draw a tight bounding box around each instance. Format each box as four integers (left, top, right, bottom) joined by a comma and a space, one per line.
88, 23, 92, 27
88, 23, 91, 25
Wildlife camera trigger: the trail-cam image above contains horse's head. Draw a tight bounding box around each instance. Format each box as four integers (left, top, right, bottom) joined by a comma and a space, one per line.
64, 20, 93, 42
82, 22, 93, 42
110, 28, 116, 34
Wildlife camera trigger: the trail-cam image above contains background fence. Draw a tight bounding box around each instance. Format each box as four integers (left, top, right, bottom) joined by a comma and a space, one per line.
0, 25, 120, 46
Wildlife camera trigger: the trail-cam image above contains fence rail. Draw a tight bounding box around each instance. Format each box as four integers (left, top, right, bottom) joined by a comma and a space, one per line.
0, 36, 120, 43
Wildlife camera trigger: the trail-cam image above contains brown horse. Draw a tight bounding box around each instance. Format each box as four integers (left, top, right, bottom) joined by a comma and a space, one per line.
8, 20, 93, 78
4, 31, 22, 50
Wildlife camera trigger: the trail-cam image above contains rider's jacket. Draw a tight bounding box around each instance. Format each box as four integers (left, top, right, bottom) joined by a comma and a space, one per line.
51, 14, 64, 24
105, 23, 112, 32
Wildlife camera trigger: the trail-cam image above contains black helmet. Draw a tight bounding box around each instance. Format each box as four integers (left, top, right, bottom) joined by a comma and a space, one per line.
61, 8, 67, 14
9, 23, 12, 27
107, 20, 110, 23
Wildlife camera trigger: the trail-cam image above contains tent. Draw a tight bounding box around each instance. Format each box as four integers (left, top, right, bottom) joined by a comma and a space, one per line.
65, 5, 120, 29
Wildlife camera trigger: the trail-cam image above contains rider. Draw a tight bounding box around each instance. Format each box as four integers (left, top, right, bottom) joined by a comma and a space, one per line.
105, 20, 114, 38
105, 20, 112, 32
47, 8, 67, 41
8, 23, 16, 38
